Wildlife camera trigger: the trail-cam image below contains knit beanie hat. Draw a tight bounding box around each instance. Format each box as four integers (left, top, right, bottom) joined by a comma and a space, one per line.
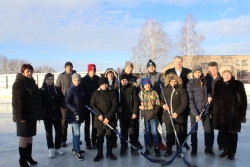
124, 61, 133, 70
142, 78, 151, 87
192, 65, 202, 73
72, 73, 81, 81
98, 77, 108, 86
120, 73, 129, 81
87, 64, 96, 73
147, 59, 156, 68
219, 65, 235, 76
65, 62, 73, 68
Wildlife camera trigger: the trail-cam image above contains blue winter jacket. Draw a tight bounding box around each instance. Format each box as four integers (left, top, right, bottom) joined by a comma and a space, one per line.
65, 82, 85, 123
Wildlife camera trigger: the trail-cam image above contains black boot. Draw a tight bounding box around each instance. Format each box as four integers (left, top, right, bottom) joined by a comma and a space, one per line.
144, 148, 150, 155
120, 145, 127, 156
219, 146, 228, 158
227, 154, 235, 160
106, 152, 117, 160
93, 146, 104, 161
19, 147, 30, 167
191, 133, 197, 157
26, 144, 37, 165
154, 147, 160, 157
163, 147, 172, 157
205, 146, 215, 157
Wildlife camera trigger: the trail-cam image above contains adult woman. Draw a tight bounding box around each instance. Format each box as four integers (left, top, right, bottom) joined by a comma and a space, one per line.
212, 65, 247, 160
41, 73, 64, 158
12, 64, 43, 167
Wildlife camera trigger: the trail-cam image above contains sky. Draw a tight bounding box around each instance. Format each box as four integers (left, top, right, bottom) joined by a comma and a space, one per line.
0, 0, 250, 72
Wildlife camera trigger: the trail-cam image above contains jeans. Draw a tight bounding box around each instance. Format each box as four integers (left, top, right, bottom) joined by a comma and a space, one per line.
144, 118, 158, 148
71, 123, 81, 152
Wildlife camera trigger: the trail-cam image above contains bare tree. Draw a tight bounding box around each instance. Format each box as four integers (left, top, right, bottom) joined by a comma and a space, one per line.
0, 55, 9, 74
35, 65, 56, 73
177, 14, 204, 69
133, 19, 172, 72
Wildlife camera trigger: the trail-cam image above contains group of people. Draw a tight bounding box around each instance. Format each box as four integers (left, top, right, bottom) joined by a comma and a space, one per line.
12, 56, 247, 167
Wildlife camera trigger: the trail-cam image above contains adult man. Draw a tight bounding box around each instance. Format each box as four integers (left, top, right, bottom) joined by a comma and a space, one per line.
165, 56, 191, 150
81, 64, 100, 149
121, 61, 143, 149
204, 62, 222, 150
55, 62, 76, 147
142, 59, 166, 150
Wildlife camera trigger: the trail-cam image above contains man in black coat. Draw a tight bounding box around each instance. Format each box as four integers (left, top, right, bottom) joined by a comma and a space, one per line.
81, 64, 100, 149
165, 56, 191, 150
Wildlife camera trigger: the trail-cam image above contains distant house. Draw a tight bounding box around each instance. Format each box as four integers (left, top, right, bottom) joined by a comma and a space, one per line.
161, 55, 250, 83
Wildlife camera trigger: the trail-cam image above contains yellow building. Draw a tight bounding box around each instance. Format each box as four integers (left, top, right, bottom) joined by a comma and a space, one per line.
161, 55, 250, 83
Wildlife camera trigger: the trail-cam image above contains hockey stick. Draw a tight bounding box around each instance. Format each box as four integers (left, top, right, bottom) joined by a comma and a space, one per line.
160, 89, 209, 167
157, 119, 166, 143
160, 83, 198, 167
86, 105, 166, 163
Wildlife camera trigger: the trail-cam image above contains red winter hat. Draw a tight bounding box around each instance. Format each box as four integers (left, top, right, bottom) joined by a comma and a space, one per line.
87, 64, 96, 73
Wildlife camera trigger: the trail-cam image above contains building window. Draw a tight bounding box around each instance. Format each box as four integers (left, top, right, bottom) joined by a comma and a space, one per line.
201, 63, 208, 69
242, 60, 248, 66
236, 60, 240, 66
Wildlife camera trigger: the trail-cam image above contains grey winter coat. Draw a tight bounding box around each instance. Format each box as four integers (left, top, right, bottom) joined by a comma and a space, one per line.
55, 70, 76, 95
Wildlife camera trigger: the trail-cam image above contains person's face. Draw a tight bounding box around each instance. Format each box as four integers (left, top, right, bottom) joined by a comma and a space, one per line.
170, 80, 177, 87
22, 69, 33, 78
193, 71, 202, 79
46, 76, 54, 85
72, 78, 80, 86
107, 72, 114, 81
100, 83, 108, 90
125, 65, 133, 74
65, 66, 73, 74
121, 79, 128, 86
222, 71, 232, 82
174, 58, 183, 70
208, 66, 218, 76
143, 84, 151, 91
88, 70, 95, 77
148, 66, 156, 73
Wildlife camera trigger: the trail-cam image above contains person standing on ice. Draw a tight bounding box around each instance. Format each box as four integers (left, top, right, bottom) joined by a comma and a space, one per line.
212, 65, 247, 160
12, 64, 43, 167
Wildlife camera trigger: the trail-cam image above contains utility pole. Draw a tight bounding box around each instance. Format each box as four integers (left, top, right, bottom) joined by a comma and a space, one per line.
99, 46, 102, 73
133, 51, 136, 73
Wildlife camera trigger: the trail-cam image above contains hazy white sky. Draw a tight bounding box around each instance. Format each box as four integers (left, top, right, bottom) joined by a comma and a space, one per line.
0, 0, 250, 72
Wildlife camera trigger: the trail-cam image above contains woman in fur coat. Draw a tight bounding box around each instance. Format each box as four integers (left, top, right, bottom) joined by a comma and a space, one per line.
212, 65, 247, 160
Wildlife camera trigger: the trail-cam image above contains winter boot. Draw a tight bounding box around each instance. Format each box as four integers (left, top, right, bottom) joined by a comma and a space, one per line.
131, 146, 139, 156
219, 146, 228, 158
154, 147, 160, 157
93, 146, 104, 161
227, 154, 235, 160
120, 145, 127, 156
26, 144, 37, 165
163, 147, 172, 157
205, 146, 215, 157
144, 148, 150, 155
19, 147, 30, 167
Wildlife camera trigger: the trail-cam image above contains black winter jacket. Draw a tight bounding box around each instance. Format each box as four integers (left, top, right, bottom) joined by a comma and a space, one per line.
65, 83, 85, 123
187, 74, 209, 116
115, 83, 139, 120
12, 73, 43, 121
90, 89, 118, 129
40, 84, 64, 120
81, 74, 100, 105
212, 77, 247, 132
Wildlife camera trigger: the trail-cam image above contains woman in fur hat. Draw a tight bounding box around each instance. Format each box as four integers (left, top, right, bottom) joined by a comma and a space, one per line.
212, 65, 247, 160
161, 73, 188, 157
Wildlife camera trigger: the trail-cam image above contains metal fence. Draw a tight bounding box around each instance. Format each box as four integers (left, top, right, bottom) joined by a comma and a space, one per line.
0, 72, 103, 89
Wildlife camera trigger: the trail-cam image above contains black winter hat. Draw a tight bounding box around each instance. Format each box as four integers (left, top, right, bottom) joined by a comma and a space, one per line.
147, 59, 156, 68
98, 77, 108, 86
65, 61, 73, 68
120, 73, 129, 81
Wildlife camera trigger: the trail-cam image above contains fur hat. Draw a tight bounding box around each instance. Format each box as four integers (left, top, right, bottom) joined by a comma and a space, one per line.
219, 65, 235, 76
65, 62, 73, 68
147, 59, 156, 68
72, 73, 81, 81
120, 73, 129, 80
164, 73, 183, 87
87, 64, 96, 73
98, 77, 108, 86
124, 61, 133, 70
192, 65, 202, 73
142, 78, 151, 87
